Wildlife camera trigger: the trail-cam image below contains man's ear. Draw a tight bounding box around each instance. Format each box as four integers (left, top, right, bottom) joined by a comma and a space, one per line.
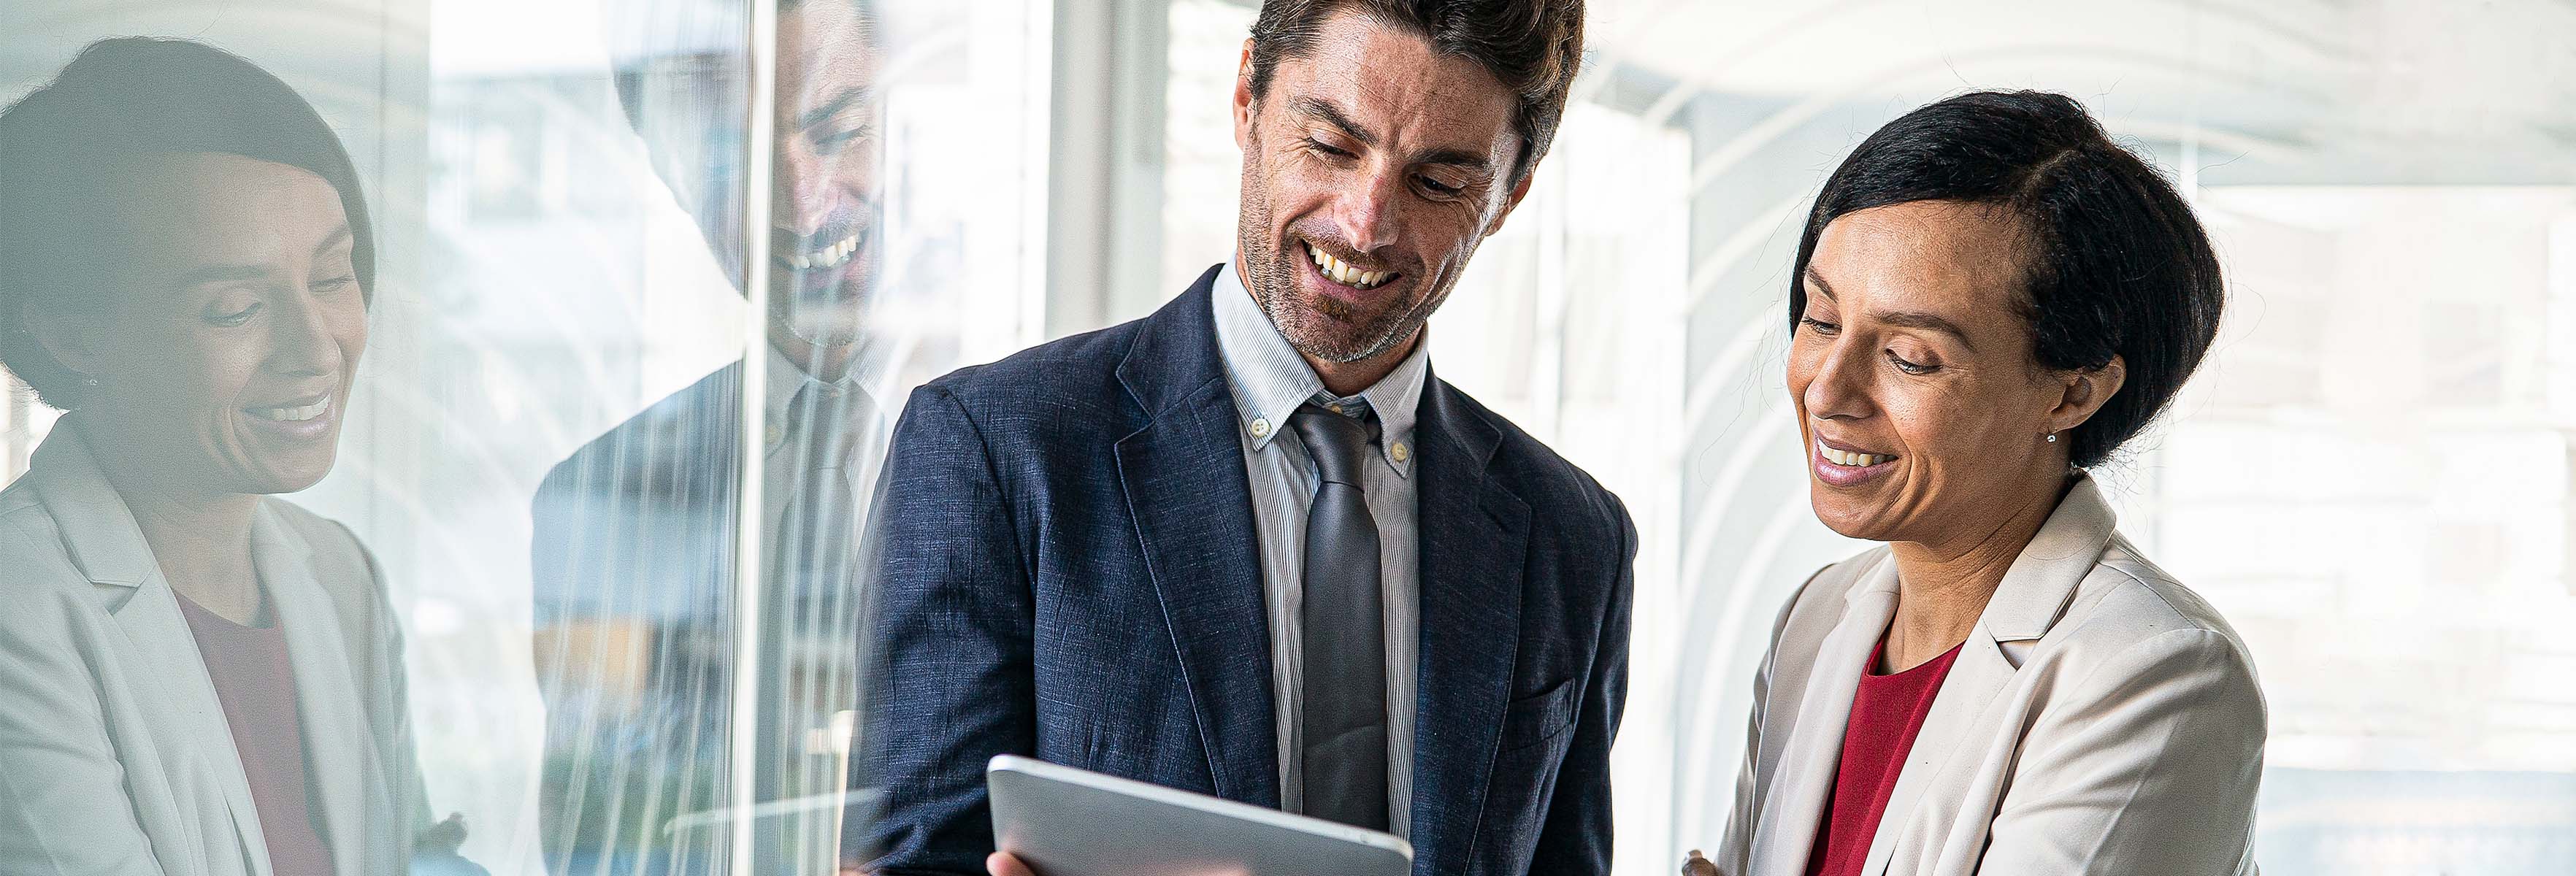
2047, 354, 2128, 435
1483, 164, 1536, 238
1233, 38, 1257, 151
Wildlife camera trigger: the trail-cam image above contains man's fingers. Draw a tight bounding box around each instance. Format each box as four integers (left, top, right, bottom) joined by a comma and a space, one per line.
986, 851, 1036, 876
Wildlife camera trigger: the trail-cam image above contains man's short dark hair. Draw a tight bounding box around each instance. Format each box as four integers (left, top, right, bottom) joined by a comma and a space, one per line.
1789, 90, 2226, 469
0, 37, 375, 410
1248, 0, 1585, 188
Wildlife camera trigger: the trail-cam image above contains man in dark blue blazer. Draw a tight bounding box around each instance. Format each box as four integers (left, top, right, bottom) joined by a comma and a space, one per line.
852, 2, 1627, 875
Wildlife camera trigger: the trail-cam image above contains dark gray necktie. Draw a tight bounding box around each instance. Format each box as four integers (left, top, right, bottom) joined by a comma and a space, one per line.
1290, 402, 1389, 831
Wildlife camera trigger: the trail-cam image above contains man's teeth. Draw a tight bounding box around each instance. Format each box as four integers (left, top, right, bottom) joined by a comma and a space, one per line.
1820, 443, 1893, 467
1307, 242, 1391, 290
247, 399, 329, 423
785, 231, 862, 272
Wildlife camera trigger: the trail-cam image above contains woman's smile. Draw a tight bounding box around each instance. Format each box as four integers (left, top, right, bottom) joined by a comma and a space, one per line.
237, 391, 337, 444
1812, 436, 1901, 487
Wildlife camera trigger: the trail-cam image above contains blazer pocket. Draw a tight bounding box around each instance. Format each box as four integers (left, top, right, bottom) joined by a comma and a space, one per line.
1497, 676, 1580, 753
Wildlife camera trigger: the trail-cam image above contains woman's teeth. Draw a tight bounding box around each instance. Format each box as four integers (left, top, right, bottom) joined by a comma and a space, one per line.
247, 399, 329, 423
1307, 242, 1392, 290
1820, 443, 1893, 467
785, 231, 862, 271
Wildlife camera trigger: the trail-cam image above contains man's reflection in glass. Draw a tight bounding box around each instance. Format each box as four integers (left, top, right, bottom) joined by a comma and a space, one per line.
0, 36, 480, 875
529, 1, 884, 873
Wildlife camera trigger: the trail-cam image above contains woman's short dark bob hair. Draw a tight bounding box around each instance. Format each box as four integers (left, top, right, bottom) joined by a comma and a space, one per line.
0, 37, 375, 410
1790, 90, 2223, 469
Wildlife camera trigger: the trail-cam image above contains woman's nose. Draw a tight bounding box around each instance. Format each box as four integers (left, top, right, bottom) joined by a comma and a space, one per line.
1803, 339, 1871, 420
266, 290, 342, 375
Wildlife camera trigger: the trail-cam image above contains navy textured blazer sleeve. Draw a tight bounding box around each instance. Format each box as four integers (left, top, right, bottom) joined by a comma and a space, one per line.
1528, 500, 1634, 875
856, 383, 1038, 875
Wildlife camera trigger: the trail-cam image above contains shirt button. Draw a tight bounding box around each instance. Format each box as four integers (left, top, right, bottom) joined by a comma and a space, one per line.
1391, 442, 1410, 463
1328, 403, 1345, 414
1250, 418, 1271, 438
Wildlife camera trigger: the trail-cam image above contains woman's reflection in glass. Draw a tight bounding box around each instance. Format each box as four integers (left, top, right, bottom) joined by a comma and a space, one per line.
0, 36, 477, 876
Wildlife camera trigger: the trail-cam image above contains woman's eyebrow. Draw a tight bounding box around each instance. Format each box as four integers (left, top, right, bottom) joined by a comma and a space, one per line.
1870, 309, 1977, 353
314, 225, 351, 254
170, 263, 272, 285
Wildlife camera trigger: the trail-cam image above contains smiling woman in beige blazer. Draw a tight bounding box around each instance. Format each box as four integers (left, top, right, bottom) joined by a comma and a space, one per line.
0, 39, 464, 876
1701, 92, 2266, 876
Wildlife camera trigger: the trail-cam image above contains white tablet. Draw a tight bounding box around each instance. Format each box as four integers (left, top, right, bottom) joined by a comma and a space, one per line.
986, 755, 1412, 876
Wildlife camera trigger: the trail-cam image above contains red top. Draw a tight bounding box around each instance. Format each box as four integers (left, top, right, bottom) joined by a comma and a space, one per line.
1804, 639, 1964, 876
175, 592, 340, 876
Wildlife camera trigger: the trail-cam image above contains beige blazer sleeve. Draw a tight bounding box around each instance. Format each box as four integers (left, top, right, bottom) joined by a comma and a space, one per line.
0, 515, 181, 875
1712, 567, 1828, 876
1977, 626, 2264, 874
1706, 475, 2266, 876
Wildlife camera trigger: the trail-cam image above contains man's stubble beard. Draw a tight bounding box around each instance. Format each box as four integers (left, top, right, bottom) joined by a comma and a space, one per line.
1235, 129, 1440, 366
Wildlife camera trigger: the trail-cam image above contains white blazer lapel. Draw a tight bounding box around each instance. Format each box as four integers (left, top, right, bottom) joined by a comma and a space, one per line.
1856, 476, 2121, 876
253, 504, 387, 876
1752, 553, 1899, 876
26, 431, 274, 876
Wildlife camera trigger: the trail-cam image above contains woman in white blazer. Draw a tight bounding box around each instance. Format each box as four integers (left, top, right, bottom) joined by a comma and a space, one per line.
1702, 91, 2265, 876
0, 39, 464, 876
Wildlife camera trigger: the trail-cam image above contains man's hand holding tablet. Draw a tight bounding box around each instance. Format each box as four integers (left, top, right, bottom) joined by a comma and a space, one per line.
981, 756, 1410, 876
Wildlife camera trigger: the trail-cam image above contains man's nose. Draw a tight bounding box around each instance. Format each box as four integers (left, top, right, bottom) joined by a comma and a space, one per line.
1333, 165, 1403, 253
772, 139, 835, 236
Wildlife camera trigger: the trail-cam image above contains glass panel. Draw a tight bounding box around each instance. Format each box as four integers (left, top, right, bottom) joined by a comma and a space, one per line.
1, 1, 1043, 874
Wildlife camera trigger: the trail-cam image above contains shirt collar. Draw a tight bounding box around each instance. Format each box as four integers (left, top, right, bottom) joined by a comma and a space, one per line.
762, 342, 875, 450
1211, 258, 1427, 477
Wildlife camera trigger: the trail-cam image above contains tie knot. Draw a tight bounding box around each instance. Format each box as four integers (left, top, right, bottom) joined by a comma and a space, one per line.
1291, 402, 1378, 485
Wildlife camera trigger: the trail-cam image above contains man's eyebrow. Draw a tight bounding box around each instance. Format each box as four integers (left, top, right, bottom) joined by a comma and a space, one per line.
1292, 96, 1491, 174
1416, 148, 1493, 173
797, 86, 873, 130
1291, 96, 1375, 147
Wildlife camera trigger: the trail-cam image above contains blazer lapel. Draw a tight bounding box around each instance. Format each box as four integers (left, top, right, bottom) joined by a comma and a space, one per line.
1856, 475, 2120, 876
24, 429, 275, 876
1751, 553, 1898, 876
1114, 269, 1281, 807
254, 505, 388, 876
1406, 377, 1528, 874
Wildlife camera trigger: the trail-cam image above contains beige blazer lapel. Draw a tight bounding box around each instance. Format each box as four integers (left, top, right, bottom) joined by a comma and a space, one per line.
1750, 553, 1899, 876
26, 432, 273, 876
253, 503, 391, 876
1855, 476, 2121, 876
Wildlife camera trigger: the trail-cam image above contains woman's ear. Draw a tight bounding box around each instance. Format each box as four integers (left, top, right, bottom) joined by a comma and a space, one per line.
2047, 354, 2127, 434
26, 305, 107, 383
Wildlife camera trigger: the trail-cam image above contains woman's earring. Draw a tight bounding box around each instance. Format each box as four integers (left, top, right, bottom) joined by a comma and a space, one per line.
82, 377, 99, 388
2044, 431, 2058, 443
